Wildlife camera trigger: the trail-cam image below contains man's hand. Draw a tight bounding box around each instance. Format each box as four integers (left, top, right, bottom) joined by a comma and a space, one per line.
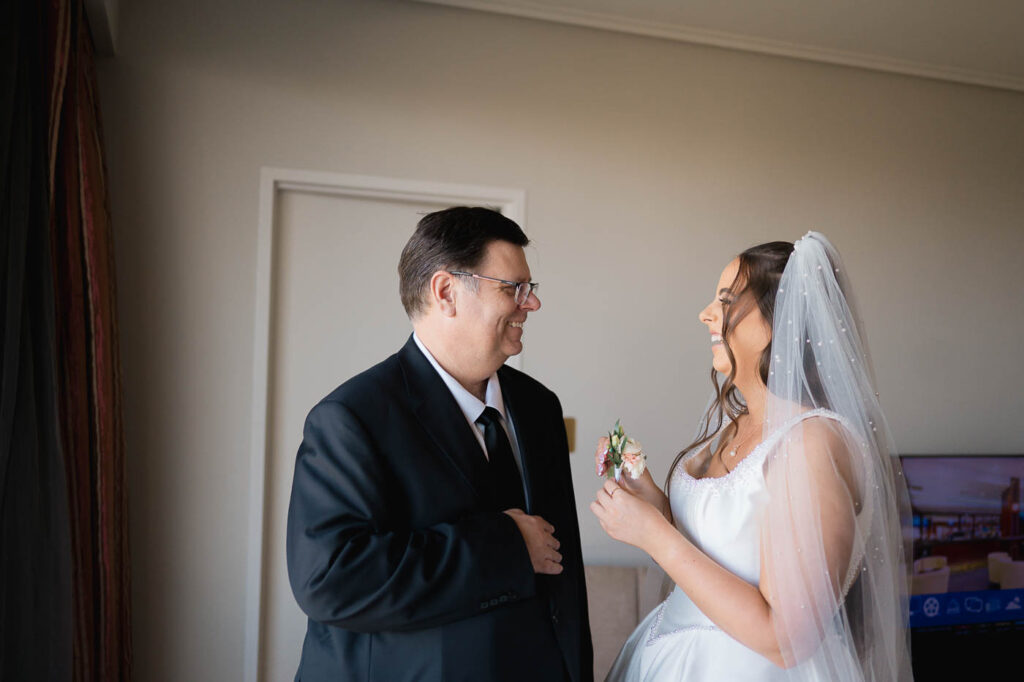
503, 509, 563, 574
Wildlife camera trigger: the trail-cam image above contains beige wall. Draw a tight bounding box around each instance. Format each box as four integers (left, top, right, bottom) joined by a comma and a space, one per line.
96, 0, 1024, 679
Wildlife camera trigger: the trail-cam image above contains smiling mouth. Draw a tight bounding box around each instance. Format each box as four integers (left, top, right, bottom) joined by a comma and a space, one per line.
710, 334, 723, 345
509, 321, 524, 329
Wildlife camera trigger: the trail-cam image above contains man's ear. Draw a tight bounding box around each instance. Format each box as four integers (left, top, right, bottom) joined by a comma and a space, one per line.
429, 271, 457, 317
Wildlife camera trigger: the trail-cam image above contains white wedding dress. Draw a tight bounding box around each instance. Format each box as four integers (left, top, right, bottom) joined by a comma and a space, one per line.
605, 408, 860, 682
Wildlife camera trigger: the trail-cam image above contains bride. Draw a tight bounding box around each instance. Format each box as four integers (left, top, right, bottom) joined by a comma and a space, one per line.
591, 233, 913, 681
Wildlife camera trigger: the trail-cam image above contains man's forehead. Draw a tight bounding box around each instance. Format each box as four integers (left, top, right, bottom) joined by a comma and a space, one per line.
484, 241, 531, 279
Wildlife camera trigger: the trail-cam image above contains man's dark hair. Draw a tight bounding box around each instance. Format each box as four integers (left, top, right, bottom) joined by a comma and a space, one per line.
398, 207, 529, 318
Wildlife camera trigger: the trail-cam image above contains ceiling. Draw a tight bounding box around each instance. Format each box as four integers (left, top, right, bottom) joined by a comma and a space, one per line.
901, 457, 1023, 515
413, 0, 1024, 92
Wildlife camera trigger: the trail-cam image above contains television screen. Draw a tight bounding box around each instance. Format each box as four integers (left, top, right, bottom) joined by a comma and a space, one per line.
898, 455, 1024, 678
899, 455, 1024, 628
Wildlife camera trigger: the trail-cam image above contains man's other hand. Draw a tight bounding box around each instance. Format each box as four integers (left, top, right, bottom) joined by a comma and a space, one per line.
503, 509, 563, 574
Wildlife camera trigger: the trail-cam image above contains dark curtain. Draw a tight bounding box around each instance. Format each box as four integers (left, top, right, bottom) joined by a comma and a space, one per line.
0, 0, 74, 678
2, 0, 131, 679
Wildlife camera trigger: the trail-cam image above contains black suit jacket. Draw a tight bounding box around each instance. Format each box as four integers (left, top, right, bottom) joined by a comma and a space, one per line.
286, 336, 593, 682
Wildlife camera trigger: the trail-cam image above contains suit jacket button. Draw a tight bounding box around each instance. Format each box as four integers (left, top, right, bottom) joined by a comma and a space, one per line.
550, 608, 560, 624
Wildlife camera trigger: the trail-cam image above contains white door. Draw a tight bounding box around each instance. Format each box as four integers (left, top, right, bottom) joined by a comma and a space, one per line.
263, 192, 436, 681
253, 173, 524, 681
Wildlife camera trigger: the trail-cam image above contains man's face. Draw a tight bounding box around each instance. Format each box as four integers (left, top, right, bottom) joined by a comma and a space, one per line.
452, 240, 541, 375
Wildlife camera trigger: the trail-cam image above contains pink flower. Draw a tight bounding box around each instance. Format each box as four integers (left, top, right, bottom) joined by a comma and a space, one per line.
619, 439, 646, 479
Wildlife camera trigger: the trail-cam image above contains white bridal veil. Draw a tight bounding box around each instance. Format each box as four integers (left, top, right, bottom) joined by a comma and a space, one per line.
760, 232, 914, 680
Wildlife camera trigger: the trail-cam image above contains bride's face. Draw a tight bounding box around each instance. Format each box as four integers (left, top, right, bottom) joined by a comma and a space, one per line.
699, 258, 772, 382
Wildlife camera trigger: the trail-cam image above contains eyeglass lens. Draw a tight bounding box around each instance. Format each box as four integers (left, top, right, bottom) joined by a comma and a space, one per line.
515, 283, 538, 305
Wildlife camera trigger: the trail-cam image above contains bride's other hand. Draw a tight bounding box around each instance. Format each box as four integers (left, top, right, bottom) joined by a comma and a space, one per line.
590, 480, 671, 551
594, 436, 611, 477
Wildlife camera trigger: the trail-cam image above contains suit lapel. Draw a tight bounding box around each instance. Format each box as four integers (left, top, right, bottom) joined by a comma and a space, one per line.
498, 366, 542, 515
398, 337, 491, 501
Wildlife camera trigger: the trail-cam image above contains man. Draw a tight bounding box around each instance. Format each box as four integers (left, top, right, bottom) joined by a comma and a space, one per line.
286, 207, 593, 681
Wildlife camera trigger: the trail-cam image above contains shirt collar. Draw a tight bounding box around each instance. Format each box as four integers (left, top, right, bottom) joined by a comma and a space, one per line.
412, 333, 506, 423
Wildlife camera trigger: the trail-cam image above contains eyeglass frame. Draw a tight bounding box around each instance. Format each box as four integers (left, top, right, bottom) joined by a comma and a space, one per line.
447, 270, 540, 306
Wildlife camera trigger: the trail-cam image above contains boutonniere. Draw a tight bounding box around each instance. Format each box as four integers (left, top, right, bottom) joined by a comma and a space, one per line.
596, 419, 646, 481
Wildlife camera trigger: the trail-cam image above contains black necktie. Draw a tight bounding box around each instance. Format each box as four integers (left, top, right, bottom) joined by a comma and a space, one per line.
476, 406, 526, 511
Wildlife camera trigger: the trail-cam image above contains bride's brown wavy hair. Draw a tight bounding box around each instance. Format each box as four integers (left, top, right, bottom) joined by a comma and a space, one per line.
665, 241, 794, 492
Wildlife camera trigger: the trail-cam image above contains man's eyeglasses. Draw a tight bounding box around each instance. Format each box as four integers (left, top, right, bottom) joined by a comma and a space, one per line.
448, 271, 539, 306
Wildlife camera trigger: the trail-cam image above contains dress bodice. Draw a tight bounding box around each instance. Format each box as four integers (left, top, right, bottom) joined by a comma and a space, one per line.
605, 408, 872, 682
650, 408, 844, 640
670, 427, 775, 585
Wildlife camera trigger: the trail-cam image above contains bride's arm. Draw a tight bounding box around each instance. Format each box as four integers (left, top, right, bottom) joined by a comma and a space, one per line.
591, 418, 858, 669
642, 522, 787, 665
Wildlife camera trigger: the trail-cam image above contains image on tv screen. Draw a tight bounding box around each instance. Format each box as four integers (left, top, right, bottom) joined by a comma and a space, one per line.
900, 455, 1024, 628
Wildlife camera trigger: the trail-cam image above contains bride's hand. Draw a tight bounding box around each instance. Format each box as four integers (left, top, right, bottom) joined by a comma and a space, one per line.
595, 436, 671, 518
618, 466, 655, 495
590, 479, 671, 552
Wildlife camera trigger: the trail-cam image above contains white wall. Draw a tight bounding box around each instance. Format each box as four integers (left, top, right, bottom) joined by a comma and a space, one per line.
95, 0, 1024, 679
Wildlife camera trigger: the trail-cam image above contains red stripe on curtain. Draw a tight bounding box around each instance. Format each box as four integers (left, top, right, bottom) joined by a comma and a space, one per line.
49, 1, 132, 680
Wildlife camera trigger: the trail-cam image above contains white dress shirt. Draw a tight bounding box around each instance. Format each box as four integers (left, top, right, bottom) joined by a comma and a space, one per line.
412, 333, 524, 476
